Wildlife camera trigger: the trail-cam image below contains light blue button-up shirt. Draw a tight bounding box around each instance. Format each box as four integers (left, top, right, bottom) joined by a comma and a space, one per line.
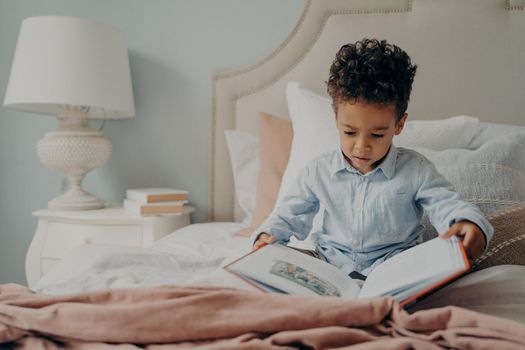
253, 145, 493, 276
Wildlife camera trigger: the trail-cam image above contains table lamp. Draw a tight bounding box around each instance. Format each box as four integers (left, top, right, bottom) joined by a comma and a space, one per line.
3, 16, 135, 210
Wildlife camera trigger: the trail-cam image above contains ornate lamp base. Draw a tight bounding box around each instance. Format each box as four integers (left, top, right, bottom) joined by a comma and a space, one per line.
37, 108, 112, 211
48, 186, 106, 210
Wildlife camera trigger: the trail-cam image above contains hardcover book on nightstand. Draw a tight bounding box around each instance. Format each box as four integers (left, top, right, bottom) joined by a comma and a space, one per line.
126, 188, 189, 204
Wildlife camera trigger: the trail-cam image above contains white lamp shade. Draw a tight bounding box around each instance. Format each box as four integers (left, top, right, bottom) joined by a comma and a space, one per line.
3, 16, 135, 119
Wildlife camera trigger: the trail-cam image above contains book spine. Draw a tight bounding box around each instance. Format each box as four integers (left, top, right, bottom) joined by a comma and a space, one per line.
141, 205, 184, 215
147, 193, 188, 203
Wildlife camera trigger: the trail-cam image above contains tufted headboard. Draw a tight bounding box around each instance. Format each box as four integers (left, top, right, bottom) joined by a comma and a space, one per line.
210, 0, 525, 222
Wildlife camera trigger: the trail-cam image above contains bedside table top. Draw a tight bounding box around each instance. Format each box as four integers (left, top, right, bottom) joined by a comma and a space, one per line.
33, 205, 195, 223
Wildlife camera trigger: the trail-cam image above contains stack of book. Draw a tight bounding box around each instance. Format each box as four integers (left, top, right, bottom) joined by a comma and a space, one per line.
123, 188, 189, 216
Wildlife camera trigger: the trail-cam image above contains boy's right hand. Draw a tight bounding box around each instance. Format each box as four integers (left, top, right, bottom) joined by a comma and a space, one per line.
252, 233, 275, 251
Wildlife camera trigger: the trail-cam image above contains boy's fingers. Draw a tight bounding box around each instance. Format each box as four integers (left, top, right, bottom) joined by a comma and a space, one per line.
463, 229, 485, 260
462, 231, 476, 259
252, 235, 275, 251
440, 225, 461, 239
260, 234, 274, 244
462, 229, 475, 249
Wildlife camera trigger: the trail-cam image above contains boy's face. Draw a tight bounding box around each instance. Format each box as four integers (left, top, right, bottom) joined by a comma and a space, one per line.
336, 101, 406, 174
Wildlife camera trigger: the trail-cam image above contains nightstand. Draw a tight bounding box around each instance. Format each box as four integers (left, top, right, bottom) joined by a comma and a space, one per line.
25, 206, 194, 287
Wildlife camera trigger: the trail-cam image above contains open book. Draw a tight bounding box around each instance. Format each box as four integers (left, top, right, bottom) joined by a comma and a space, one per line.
224, 236, 470, 307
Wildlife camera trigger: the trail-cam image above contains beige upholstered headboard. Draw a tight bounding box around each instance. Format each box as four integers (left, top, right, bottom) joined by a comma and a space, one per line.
210, 0, 525, 222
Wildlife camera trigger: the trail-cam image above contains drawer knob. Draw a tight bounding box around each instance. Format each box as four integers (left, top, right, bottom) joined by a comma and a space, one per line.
84, 238, 93, 244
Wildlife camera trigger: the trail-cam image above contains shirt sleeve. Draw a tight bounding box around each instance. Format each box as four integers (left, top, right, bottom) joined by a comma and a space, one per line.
250, 164, 320, 245
414, 155, 494, 251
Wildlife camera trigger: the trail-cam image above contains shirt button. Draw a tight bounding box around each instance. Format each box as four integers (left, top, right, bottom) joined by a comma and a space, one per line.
352, 239, 359, 246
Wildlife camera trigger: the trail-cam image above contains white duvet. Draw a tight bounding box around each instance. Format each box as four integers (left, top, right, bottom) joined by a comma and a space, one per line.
33, 222, 525, 324
33, 222, 256, 295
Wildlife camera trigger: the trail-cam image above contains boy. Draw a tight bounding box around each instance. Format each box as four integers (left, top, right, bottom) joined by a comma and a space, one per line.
252, 38, 493, 277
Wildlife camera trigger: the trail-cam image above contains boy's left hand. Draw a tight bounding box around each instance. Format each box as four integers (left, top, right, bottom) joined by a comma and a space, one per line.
440, 221, 486, 261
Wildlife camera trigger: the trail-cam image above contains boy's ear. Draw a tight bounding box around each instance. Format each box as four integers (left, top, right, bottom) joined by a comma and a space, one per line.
395, 113, 408, 135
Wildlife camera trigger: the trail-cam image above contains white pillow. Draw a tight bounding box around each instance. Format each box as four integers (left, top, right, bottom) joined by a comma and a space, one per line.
393, 116, 480, 150
224, 130, 260, 222
277, 82, 338, 204
468, 121, 525, 149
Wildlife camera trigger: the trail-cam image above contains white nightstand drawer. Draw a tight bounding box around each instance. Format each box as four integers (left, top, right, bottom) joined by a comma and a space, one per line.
41, 222, 143, 259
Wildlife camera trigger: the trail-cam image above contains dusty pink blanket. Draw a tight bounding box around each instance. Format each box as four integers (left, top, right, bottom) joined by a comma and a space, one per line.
1, 283, 524, 349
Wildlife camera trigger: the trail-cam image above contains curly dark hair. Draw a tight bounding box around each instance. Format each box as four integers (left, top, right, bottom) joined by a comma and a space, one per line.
327, 38, 417, 121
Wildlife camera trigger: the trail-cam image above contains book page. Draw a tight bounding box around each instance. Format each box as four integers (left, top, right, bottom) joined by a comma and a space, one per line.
358, 237, 467, 299
226, 244, 361, 298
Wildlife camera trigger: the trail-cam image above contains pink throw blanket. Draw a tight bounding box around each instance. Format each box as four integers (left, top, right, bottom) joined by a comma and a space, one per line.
1, 283, 524, 349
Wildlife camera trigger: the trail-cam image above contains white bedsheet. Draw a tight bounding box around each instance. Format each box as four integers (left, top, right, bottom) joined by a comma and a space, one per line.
33, 222, 256, 295
33, 222, 525, 324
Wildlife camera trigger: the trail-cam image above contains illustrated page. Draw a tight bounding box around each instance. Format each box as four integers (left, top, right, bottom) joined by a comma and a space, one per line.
228, 244, 361, 298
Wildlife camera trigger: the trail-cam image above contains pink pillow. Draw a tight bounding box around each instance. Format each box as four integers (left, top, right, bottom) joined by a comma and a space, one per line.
234, 113, 292, 236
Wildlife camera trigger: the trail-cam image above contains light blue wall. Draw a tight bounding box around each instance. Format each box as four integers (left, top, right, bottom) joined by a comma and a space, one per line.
0, 0, 304, 284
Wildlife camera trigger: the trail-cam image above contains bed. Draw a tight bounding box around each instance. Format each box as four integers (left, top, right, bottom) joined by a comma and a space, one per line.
3, 0, 525, 348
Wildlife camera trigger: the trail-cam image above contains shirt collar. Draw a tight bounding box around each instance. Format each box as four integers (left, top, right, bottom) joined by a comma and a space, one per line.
378, 145, 398, 179
331, 145, 398, 180
331, 149, 349, 177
